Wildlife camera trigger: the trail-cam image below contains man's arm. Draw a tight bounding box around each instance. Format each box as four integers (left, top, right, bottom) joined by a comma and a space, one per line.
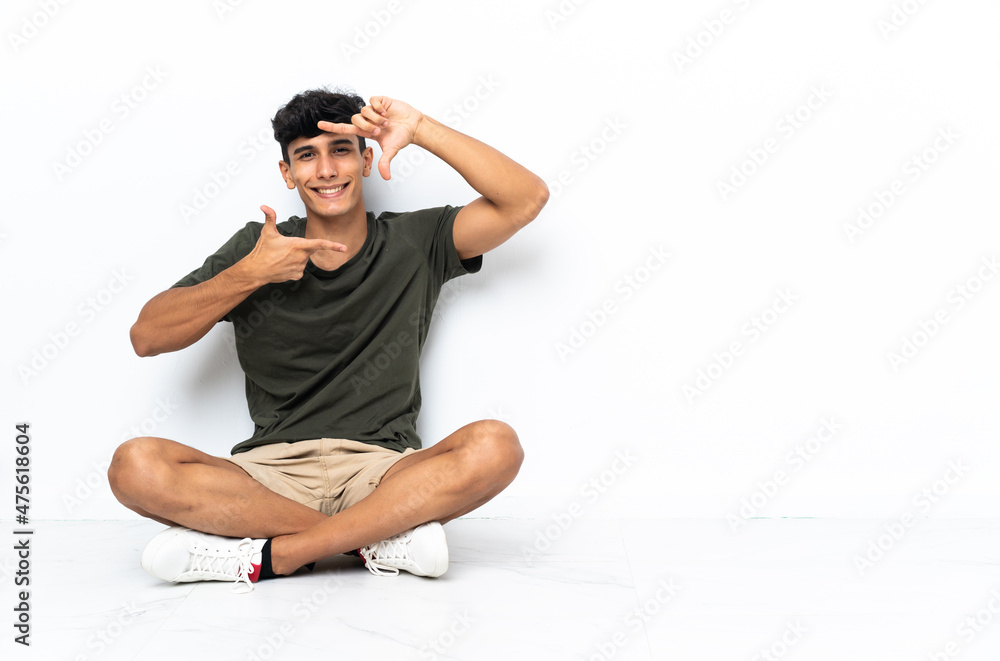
413, 115, 548, 259
130, 206, 346, 357
319, 97, 549, 259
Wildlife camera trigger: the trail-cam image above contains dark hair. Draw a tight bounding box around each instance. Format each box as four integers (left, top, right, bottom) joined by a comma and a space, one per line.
272, 87, 366, 162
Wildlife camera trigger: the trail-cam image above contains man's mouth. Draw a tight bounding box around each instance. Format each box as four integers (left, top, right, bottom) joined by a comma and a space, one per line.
313, 183, 347, 197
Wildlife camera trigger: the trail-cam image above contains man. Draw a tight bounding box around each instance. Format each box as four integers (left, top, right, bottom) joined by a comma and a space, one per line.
108, 88, 548, 592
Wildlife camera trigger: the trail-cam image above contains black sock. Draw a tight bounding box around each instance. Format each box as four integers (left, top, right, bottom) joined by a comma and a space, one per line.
256, 539, 277, 581
256, 539, 316, 580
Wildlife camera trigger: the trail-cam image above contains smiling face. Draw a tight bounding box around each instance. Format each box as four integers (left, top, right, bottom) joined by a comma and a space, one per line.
278, 133, 373, 221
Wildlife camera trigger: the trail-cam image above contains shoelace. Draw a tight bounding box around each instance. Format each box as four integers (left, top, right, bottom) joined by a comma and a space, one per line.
358, 530, 414, 576
189, 538, 256, 593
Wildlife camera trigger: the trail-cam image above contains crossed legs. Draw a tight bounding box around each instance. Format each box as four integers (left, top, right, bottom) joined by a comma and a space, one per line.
108, 420, 523, 576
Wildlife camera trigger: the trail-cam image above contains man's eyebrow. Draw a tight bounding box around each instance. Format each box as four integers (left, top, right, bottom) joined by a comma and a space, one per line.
292, 137, 354, 156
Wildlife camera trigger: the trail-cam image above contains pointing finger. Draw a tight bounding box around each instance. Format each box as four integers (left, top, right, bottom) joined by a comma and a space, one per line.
301, 238, 348, 253
317, 120, 365, 136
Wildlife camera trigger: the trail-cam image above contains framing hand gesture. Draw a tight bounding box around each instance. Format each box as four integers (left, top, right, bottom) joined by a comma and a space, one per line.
247, 205, 347, 283
317, 96, 422, 181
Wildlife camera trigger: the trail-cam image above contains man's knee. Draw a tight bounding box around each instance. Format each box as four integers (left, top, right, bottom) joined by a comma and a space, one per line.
464, 419, 524, 478
108, 437, 168, 501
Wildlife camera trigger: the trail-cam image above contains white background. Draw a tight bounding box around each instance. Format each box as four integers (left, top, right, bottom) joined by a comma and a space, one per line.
2, 0, 998, 524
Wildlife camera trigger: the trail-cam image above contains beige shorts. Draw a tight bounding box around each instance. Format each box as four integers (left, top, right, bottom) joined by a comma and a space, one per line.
226, 438, 417, 516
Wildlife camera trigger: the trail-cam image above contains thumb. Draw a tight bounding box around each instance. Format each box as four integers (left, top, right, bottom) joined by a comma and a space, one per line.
378, 146, 398, 181
260, 205, 278, 234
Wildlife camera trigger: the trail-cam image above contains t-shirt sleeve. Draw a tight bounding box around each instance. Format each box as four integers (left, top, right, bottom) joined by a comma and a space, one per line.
172, 223, 260, 288
410, 205, 483, 283
170, 222, 261, 321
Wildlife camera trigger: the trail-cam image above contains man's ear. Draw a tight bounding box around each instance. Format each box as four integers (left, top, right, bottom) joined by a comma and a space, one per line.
362, 146, 373, 178
278, 160, 296, 189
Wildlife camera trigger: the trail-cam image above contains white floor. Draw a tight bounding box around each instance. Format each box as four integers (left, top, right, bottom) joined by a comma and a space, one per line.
5, 518, 1000, 660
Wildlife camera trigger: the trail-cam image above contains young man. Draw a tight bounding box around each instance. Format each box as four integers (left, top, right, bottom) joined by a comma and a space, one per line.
108, 89, 548, 592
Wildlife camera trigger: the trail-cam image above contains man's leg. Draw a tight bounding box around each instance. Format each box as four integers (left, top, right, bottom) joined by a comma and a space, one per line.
108, 437, 328, 538
268, 419, 523, 575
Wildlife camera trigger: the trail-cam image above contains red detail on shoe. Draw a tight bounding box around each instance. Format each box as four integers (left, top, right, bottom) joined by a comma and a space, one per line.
248, 562, 262, 583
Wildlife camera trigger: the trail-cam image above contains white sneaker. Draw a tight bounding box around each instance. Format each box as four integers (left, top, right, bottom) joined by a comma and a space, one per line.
141, 526, 267, 593
358, 522, 449, 577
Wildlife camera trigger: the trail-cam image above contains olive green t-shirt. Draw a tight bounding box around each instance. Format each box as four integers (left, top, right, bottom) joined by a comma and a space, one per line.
172, 206, 482, 455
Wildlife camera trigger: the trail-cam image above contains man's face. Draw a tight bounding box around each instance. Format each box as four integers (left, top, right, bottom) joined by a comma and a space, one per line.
279, 133, 373, 220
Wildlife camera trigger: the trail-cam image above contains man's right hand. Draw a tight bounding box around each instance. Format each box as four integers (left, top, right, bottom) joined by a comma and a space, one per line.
130, 206, 346, 357
244, 205, 347, 284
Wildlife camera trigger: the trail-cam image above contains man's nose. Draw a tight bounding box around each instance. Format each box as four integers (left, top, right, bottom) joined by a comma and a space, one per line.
316, 155, 336, 179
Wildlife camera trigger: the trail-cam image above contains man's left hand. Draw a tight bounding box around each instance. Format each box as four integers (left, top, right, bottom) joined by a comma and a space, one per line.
317, 96, 422, 181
